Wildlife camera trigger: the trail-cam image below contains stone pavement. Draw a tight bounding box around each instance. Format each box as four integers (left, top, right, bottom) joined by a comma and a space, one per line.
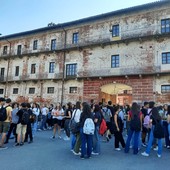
0, 130, 169, 170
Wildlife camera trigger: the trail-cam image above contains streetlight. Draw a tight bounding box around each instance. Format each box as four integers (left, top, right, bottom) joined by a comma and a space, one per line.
0, 34, 11, 98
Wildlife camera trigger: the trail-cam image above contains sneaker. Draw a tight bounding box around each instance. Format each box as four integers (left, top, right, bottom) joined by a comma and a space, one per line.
115, 148, 121, 151
50, 136, 55, 139
63, 136, 70, 141
20, 142, 24, 146
153, 146, 158, 151
80, 155, 85, 159
142, 143, 147, 147
58, 136, 62, 139
167, 146, 170, 149
141, 152, 149, 157
157, 154, 161, 158
28, 141, 33, 144
91, 151, 99, 155
0, 146, 8, 150
14, 143, 20, 147
73, 151, 81, 155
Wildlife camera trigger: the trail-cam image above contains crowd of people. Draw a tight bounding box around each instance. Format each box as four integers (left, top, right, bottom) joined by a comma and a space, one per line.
0, 97, 170, 159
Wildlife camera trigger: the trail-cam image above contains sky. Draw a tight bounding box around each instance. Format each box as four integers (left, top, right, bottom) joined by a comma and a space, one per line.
0, 0, 158, 36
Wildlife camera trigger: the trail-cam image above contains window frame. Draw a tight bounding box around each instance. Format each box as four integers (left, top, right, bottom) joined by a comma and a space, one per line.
13, 88, 18, 94
15, 66, 19, 76
72, 32, 79, 44
33, 40, 38, 50
3, 46, 8, 55
0, 89, 4, 94
0, 68, 5, 76
112, 25, 119, 37
111, 55, 119, 68
29, 88, 35, 94
161, 85, 170, 93
17, 45, 22, 55
162, 52, 170, 64
31, 64, 36, 74
47, 87, 54, 94
161, 18, 170, 34
66, 63, 77, 78
69, 87, 78, 93
49, 62, 55, 73
51, 39, 56, 50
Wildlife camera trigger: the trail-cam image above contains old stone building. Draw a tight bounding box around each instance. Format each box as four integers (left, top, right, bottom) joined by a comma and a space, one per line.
0, 1, 170, 105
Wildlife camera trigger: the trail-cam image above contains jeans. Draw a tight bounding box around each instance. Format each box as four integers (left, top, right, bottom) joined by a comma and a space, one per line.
130, 131, 142, 149
145, 126, 162, 155
125, 129, 140, 154
32, 117, 38, 136
80, 128, 93, 157
93, 126, 100, 153
71, 134, 76, 150
168, 124, 170, 140
40, 115, 47, 130
163, 121, 170, 147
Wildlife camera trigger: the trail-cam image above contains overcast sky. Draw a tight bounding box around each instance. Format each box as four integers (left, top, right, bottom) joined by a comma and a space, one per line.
0, 0, 157, 36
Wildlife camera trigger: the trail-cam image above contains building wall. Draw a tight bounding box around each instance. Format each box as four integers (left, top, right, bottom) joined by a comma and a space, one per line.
0, 2, 170, 104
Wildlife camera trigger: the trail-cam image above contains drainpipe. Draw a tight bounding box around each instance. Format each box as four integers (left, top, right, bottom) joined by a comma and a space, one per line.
61, 26, 67, 105
4, 39, 11, 98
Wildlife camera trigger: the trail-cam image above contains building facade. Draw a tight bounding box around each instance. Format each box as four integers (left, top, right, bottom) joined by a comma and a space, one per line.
0, 1, 170, 105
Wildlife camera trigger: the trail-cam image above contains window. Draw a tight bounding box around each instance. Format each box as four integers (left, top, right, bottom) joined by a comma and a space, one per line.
17, 45, 22, 55
0, 68, 5, 76
161, 19, 170, 33
69, 87, 77, 93
0, 89, 4, 94
15, 66, 19, 76
112, 25, 119, 37
49, 62, 55, 73
13, 88, 18, 94
72, 33, 79, 44
51, 39, 56, 50
0, 68, 5, 81
3, 46, 8, 55
29, 88, 35, 94
162, 52, 170, 64
31, 64, 36, 74
33, 40, 38, 50
66, 64, 77, 77
161, 85, 170, 93
111, 55, 119, 68
47, 87, 54, 94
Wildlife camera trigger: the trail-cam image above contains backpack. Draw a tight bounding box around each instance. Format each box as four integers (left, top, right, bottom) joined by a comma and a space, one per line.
130, 112, 141, 132
0, 106, 7, 121
99, 119, 107, 135
152, 116, 164, 139
102, 108, 111, 122
83, 118, 95, 135
21, 110, 30, 125
143, 110, 152, 129
69, 110, 80, 134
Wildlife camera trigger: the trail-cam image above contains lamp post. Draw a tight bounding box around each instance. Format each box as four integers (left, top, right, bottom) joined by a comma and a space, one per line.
0, 34, 11, 98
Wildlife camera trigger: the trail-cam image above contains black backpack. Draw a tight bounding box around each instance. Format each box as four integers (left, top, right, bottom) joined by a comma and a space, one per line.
130, 112, 141, 132
21, 110, 30, 125
0, 106, 7, 121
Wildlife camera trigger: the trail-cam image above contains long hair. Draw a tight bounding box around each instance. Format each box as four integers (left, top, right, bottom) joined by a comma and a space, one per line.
94, 104, 101, 113
131, 102, 140, 117
152, 107, 161, 121
82, 103, 91, 117
167, 105, 170, 115
75, 101, 81, 110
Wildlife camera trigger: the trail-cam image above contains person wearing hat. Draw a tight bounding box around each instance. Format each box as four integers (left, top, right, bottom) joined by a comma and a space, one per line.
0, 98, 12, 149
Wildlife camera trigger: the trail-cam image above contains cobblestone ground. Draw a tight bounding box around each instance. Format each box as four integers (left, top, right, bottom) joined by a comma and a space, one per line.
0, 130, 169, 170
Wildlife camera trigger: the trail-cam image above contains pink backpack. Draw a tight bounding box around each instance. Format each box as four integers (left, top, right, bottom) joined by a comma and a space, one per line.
143, 110, 152, 129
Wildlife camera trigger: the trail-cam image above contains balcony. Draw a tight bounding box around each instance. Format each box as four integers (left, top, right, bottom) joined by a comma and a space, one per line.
77, 65, 164, 78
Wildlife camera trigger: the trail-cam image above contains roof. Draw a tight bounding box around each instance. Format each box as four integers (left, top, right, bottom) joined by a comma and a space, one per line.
0, 0, 170, 40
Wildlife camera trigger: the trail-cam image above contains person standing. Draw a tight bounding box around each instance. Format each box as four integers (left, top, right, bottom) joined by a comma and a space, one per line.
125, 102, 142, 154
5, 102, 19, 144
0, 98, 12, 149
39, 104, 48, 130
80, 102, 94, 159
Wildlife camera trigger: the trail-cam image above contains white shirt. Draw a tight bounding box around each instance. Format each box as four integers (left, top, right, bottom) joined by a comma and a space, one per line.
41, 107, 48, 116
32, 108, 40, 116
52, 108, 64, 120
72, 109, 81, 123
